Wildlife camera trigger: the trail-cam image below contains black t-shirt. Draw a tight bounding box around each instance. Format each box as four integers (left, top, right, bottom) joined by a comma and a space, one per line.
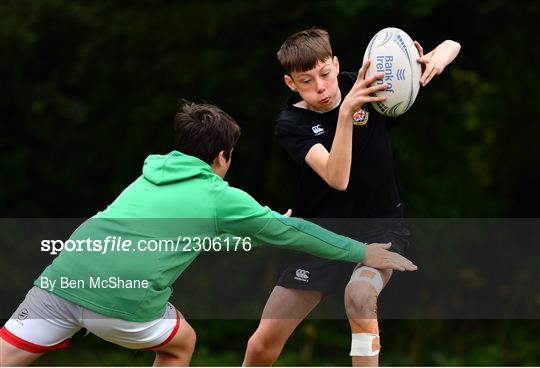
275, 71, 403, 220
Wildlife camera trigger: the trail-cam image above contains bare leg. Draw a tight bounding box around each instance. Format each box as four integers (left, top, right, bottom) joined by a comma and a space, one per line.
345, 269, 392, 367
152, 312, 196, 367
243, 286, 322, 366
0, 337, 42, 367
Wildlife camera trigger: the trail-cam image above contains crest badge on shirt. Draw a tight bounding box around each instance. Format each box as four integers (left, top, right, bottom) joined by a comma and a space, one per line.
311, 124, 325, 136
352, 107, 369, 126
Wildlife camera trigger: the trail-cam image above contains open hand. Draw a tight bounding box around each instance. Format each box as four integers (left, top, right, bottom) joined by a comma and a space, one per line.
362, 242, 418, 271
414, 40, 461, 87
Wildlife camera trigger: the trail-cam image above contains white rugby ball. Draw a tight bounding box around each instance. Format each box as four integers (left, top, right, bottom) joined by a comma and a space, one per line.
363, 27, 421, 117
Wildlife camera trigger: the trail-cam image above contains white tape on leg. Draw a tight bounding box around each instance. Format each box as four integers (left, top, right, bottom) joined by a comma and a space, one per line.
350, 332, 380, 356
349, 266, 384, 295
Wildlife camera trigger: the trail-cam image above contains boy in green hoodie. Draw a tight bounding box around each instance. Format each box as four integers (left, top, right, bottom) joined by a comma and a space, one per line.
0, 102, 416, 366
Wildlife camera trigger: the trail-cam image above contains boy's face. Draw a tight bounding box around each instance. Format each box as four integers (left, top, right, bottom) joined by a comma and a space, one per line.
284, 56, 340, 113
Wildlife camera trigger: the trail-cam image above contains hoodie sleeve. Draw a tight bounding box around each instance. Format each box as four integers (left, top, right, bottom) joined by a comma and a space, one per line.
215, 186, 365, 263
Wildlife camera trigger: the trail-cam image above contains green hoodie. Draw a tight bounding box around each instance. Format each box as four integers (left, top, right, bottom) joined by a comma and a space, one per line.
36, 151, 365, 321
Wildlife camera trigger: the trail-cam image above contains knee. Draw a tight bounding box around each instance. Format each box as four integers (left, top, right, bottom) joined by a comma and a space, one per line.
182, 323, 197, 352
344, 282, 378, 319
152, 320, 197, 366
246, 334, 270, 356
245, 333, 280, 363
167, 321, 197, 357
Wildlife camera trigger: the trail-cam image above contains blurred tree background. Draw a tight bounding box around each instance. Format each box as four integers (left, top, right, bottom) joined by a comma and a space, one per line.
1, 0, 539, 366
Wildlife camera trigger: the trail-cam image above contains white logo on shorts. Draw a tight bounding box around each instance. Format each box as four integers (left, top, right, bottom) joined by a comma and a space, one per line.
294, 269, 310, 282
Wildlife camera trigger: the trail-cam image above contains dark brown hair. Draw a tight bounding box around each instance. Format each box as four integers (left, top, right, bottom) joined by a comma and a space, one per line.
277, 28, 333, 75
174, 101, 241, 164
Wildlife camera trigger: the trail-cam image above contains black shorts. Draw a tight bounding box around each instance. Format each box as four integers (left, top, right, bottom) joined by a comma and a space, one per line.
276, 225, 410, 295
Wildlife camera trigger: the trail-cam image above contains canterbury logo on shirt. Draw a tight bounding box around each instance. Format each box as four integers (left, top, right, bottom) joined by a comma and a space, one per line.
311, 124, 325, 136
294, 269, 310, 282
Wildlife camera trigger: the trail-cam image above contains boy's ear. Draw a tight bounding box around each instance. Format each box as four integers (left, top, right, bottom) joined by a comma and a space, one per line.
284, 74, 297, 92
212, 150, 227, 166
333, 56, 340, 73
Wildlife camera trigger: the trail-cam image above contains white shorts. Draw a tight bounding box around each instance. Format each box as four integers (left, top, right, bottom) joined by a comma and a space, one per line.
0, 287, 181, 353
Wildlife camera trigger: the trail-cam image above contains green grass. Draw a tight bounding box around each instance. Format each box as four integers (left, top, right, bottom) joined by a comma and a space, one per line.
31, 320, 540, 366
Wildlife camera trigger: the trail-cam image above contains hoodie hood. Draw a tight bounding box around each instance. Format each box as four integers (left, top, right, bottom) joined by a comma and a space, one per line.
143, 151, 217, 185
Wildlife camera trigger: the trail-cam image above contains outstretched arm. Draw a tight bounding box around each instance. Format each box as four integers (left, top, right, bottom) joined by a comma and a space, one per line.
216, 187, 417, 271
414, 40, 461, 86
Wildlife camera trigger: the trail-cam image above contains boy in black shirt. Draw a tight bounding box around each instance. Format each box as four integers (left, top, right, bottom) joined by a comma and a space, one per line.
243, 28, 460, 366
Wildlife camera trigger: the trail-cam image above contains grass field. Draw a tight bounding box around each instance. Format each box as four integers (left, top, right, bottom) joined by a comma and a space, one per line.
32, 319, 540, 366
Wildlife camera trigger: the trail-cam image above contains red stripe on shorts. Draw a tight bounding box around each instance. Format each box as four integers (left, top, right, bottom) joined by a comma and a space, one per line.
0, 326, 70, 353
140, 309, 181, 351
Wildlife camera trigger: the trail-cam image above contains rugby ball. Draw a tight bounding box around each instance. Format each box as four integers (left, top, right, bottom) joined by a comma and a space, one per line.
363, 27, 421, 117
